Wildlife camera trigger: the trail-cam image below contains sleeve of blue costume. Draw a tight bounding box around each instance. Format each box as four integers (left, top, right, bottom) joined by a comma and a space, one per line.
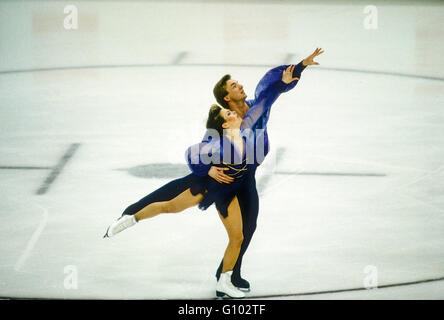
242, 61, 306, 131
185, 134, 222, 177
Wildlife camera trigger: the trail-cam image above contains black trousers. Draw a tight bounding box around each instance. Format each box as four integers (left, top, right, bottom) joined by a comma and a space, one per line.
122, 170, 259, 282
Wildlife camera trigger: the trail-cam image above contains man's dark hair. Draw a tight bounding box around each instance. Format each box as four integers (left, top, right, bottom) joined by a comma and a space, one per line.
206, 104, 225, 137
213, 74, 231, 109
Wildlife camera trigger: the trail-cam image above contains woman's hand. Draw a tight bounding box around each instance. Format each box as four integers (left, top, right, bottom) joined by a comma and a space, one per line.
282, 65, 300, 84
208, 166, 234, 184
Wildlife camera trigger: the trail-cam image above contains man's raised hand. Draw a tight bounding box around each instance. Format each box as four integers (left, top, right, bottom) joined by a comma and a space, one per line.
302, 48, 324, 66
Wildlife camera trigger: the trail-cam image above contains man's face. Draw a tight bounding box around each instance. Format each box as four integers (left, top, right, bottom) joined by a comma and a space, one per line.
224, 79, 247, 104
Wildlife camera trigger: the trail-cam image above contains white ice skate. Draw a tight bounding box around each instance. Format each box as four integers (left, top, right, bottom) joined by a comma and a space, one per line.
216, 271, 245, 299
103, 215, 137, 238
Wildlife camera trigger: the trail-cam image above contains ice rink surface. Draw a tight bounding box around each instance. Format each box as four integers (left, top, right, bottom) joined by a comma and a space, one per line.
0, 0, 443, 299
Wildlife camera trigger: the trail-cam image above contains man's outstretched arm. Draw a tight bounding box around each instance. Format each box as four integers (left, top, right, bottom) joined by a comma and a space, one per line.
242, 48, 324, 130
253, 48, 324, 101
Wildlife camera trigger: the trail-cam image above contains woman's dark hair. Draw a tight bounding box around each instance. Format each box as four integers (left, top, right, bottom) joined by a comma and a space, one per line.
213, 74, 231, 109
206, 104, 225, 137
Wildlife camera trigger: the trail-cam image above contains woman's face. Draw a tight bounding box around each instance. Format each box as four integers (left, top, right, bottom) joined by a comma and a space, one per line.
220, 108, 242, 129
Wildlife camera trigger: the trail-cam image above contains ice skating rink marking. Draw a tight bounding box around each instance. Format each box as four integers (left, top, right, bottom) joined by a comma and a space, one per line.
274, 171, 386, 177
172, 51, 188, 65
0, 166, 52, 170
240, 276, 444, 300
14, 204, 49, 272
0, 144, 81, 195
7, 144, 80, 272
0, 62, 443, 82
35, 143, 81, 195
1, 275, 442, 300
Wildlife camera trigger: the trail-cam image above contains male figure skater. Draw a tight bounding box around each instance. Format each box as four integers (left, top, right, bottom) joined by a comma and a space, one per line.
188, 48, 324, 291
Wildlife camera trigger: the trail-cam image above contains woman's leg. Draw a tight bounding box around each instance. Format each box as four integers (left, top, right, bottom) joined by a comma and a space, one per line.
215, 171, 258, 292
122, 174, 199, 216
218, 196, 244, 273
134, 188, 203, 221
105, 187, 204, 238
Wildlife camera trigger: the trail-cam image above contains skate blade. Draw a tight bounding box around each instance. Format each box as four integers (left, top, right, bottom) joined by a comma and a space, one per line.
216, 291, 245, 299
103, 226, 111, 238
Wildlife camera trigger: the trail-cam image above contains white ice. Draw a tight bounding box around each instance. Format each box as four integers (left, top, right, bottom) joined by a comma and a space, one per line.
0, 0, 443, 299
